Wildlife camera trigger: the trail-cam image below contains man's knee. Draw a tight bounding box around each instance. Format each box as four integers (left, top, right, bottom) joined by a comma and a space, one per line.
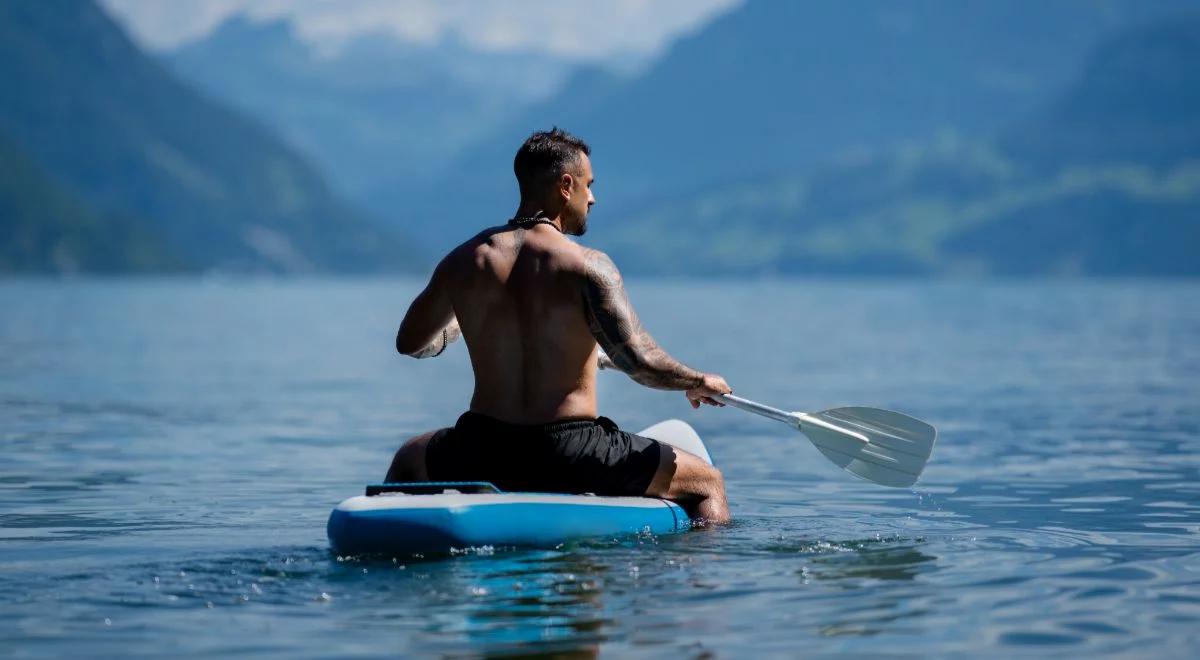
646, 445, 730, 523
708, 464, 726, 490
648, 445, 724, 499
384, 431, 438, 482
697, 464, 726, 497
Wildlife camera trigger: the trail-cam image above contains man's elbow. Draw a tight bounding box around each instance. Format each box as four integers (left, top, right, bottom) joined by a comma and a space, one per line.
395, 331, 417, 356
396, 332, 438, 359
608, 349, 649, 378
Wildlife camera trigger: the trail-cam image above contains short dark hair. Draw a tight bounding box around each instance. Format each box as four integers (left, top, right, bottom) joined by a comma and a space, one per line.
513, 127, 590, 198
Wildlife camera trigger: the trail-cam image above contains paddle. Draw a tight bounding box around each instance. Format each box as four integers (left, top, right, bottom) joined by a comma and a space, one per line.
714, 394, 937, 488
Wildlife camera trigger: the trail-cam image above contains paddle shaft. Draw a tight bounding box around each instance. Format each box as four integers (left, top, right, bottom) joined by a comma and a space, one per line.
714, 393, 795, 425
714, 394, 871, 443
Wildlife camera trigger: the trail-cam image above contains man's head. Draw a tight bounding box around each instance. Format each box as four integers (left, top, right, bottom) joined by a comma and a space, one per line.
514, 128, 594, 235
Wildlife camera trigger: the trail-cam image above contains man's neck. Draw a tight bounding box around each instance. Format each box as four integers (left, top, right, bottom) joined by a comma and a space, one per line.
511, 205, 565, 232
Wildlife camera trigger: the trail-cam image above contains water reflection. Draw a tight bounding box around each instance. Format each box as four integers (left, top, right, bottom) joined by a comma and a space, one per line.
806, 544, 936, 583
425, 551, 609, 657
766, 540, 942, 638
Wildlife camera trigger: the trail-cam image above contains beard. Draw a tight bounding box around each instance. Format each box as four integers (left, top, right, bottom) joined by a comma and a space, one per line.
569, 207, 591, 236
567, 213, 588, 236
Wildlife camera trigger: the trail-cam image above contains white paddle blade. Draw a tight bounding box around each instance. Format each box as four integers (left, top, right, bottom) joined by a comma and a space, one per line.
798, 407, 936, 488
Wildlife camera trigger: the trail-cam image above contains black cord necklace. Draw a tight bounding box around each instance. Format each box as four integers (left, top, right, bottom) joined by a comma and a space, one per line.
507, 216, 562, 233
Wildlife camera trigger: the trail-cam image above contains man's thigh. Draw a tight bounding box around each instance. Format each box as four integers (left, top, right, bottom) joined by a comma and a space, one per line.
385, 428, 447, 482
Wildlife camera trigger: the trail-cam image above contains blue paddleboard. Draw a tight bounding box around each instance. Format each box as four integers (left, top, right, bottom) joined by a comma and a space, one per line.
327, 419, 711, 556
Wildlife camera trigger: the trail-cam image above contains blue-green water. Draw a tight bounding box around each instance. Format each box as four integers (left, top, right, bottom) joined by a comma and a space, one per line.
1, 279, 1198, 657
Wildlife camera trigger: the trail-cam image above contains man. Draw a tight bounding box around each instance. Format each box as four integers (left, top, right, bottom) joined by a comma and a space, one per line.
385, 128, 732, 523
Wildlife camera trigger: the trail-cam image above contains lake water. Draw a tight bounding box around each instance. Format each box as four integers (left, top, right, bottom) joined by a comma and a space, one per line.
1, 278, 1198, 657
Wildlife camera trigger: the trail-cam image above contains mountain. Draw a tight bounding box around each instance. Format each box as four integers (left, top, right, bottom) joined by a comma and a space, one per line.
946, 15, 1200, 275
0, 132, 183, 273
167, 17, 579, 202
0, 0, 415, 273
1002, 16, 1200, 170
398, 0, 1193, 251
599, 15, 1200, 277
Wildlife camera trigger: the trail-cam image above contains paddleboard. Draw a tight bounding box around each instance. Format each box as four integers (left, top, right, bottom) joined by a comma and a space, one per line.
327, 419, 710, 556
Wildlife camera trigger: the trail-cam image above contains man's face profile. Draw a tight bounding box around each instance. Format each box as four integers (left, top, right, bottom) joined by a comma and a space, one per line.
564, 154, 595, 236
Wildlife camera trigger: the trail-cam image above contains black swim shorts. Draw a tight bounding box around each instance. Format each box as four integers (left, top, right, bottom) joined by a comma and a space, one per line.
424, 412, 662, 496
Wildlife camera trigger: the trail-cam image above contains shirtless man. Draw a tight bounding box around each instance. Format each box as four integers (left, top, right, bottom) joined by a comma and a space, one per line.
385, 128, 732, 523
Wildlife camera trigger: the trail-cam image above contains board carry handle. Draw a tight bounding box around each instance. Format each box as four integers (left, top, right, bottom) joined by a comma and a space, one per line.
366, 482, 503, 496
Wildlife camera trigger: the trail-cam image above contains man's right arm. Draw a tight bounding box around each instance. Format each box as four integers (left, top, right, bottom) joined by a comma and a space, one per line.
580, 249, 730, 406
396, 256, 460, 359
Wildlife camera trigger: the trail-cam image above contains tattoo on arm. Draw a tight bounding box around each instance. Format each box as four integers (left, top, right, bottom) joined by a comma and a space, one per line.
406, 319, 461, 359
582, 250, 703, 390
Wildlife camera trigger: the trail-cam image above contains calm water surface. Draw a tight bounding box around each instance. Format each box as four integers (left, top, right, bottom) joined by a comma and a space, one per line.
1, 278, 1198, 657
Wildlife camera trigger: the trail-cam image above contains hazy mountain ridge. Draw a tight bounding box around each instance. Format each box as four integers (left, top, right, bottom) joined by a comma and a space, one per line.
1002, 14, 1200, 170
0, 132, 184, 273
168, 17, 580, 203
405, 0, 1193, 251
600, 15, 1200, 276
0, 0, 415, 274
5, 1, 1195, 276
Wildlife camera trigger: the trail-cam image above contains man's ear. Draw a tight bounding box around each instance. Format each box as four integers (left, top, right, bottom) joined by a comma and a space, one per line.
559, 173, 574, 199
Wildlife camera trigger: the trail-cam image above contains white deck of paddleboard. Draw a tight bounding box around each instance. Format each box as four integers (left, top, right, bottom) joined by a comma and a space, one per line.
336, 492, 678, 511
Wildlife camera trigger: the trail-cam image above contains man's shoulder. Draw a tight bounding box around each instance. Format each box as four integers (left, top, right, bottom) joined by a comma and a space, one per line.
575, 246, 624, 289
437, 226, 618, 281
438, 227, 501, 266
516, 231, 592, 274
553, 241, 621, 279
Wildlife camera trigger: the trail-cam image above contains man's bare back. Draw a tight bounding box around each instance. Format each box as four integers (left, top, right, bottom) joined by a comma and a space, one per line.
432, 224, 605, 423
387, 128, 732, 522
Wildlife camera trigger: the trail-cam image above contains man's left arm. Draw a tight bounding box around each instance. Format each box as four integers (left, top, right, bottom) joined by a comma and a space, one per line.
396, 260, 461, 359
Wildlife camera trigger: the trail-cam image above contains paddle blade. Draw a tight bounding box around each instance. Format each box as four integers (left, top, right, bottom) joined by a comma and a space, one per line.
798, 407, 936, 488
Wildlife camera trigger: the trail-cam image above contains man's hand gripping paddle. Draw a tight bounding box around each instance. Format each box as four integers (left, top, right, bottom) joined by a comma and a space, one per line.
714, 394, 937, 488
